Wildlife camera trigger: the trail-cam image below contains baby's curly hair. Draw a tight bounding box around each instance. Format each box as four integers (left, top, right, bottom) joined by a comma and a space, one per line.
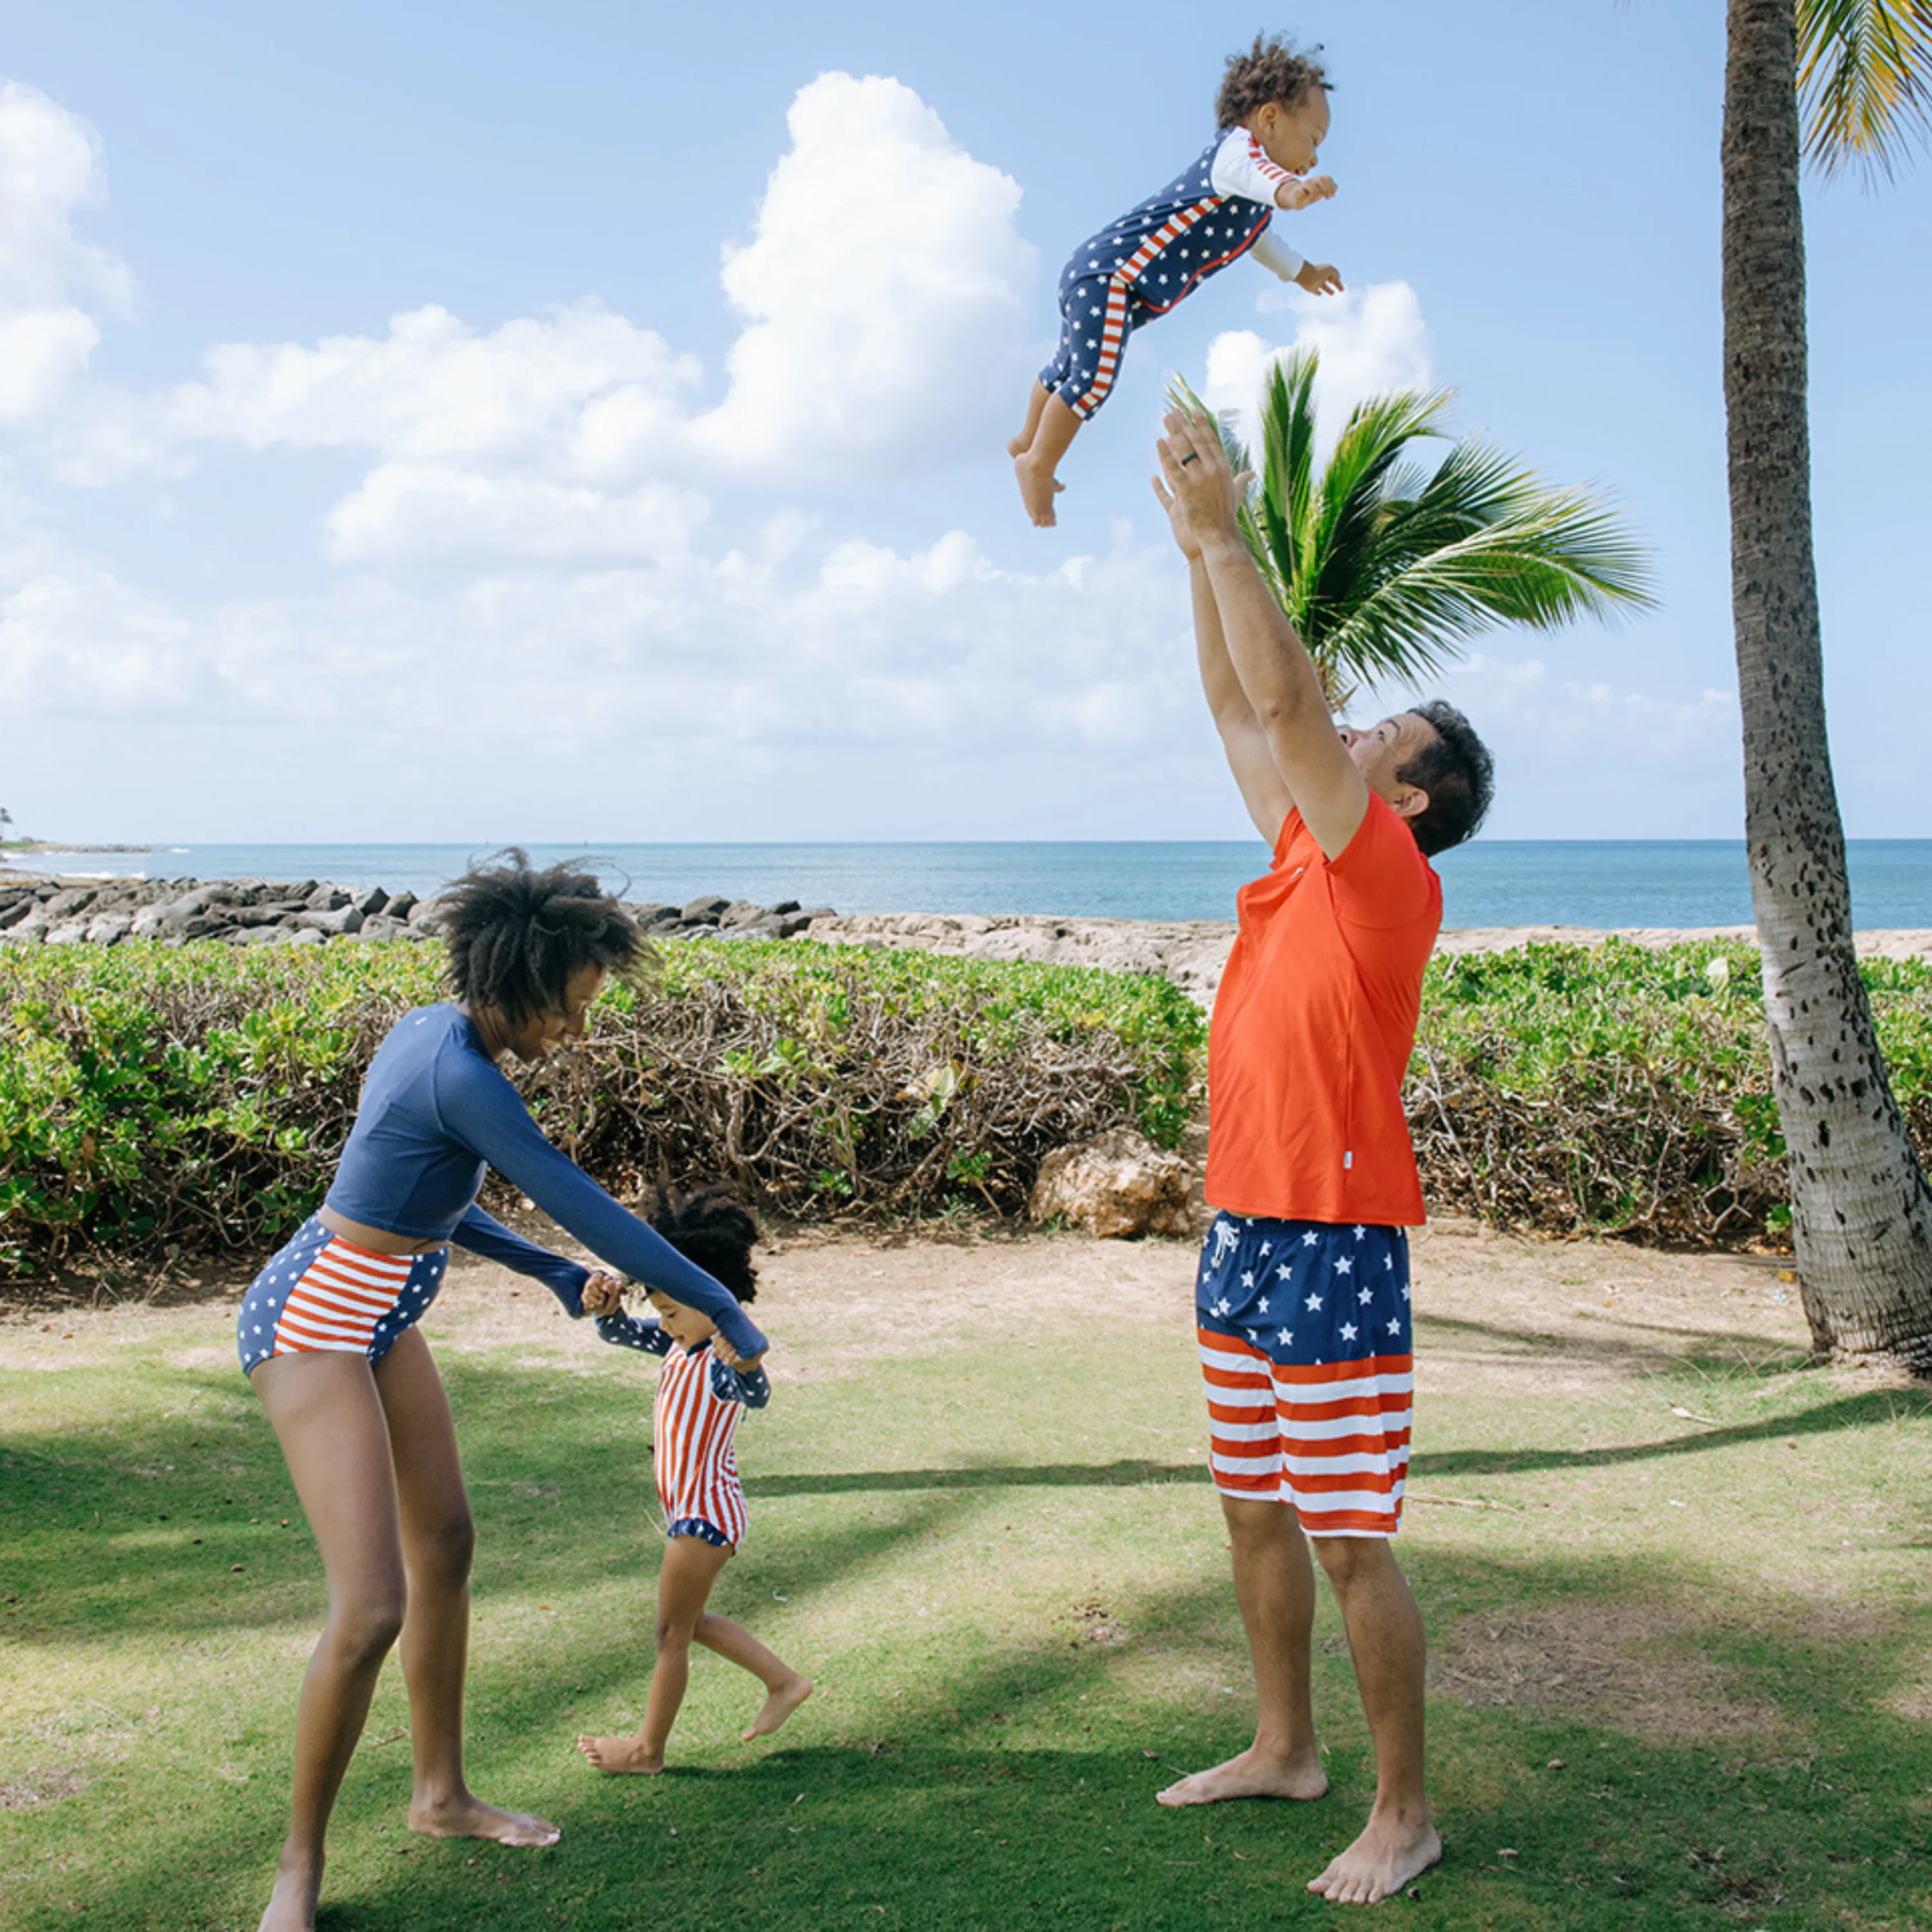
649, 1181, 760, 1303
440, 848, 649, 1026
1216, 33, 1331, 129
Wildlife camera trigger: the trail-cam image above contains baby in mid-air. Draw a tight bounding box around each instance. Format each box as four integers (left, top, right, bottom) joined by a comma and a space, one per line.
1012, 33, 1343, 527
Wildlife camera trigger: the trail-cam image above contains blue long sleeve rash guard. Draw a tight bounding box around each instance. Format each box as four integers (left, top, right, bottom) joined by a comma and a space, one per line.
323, 1004, 768, 1361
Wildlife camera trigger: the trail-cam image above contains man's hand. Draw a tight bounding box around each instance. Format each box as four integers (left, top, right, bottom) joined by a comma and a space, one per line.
1277, 173, 1336, 211
580, 1269, 626, 1318
1293, 259, 1343, 296
1155, 408, 1247, 553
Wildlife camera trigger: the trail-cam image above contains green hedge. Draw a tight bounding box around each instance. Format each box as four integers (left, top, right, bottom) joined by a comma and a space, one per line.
0, 938, 1204, 1276
1412, 938, 1932, 1242
10, 933, 1932, 1276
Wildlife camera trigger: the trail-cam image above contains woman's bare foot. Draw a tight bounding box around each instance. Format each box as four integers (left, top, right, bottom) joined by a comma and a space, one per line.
1155, 1744, 1329, 1807
1014, 453, 1066, 527
576, 1732, 666, 1775
406, 1793, 560, 1844
1306, 1811, 1441, 1905
742, 1672, 813, 1741
257, 1861, 321, 1932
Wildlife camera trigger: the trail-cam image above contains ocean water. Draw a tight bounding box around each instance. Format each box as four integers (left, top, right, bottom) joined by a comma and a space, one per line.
8, 839, 1932, 929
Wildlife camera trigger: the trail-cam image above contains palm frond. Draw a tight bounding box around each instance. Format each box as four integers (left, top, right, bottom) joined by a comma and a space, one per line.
1217, 345, 1653, 703
1798, 0, 1932, 179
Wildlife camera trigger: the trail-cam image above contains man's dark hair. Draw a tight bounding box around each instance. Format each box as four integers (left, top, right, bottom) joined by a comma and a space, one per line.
649, 1181, 760, 1303
1397, 701, 1495, 858
441, 848, 647, 1025
1216, 34, 1331, 129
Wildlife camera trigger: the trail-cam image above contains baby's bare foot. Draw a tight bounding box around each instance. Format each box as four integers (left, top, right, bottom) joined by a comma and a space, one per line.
257, 1862, 320, 1932
743, 1673, 813, 1741
1306, 1812, 1441, 1905
576, 1732, 666, 1776
1155, 1745, 1328, 1807
406, 1794, 560, 1844
1014, 454, 1065, 527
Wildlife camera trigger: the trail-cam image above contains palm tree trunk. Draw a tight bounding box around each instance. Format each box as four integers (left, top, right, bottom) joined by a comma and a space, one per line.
1724, 0, 1932, 1368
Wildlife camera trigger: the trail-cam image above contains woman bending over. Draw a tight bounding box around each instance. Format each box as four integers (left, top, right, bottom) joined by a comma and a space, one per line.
238, 851, 766, 1932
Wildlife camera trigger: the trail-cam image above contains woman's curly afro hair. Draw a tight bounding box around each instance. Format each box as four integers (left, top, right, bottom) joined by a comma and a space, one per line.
1215, 33, 1331, 129
649, 1182, 760, 1304
441, 848, 649, 1026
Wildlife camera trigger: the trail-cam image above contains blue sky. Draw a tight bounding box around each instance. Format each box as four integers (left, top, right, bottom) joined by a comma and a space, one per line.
3, 0, 1927, 845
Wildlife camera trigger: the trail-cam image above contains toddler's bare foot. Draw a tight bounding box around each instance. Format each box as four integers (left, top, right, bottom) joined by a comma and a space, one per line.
743, 1673, 813, 1741
257, 1862, 320, 1932
1007, 430, 1033, 459
406, 1793, 560, 1845
1306, 1811, 1441, 1906
1014, 453, 1065, 527
576, 1732, 666, 1776
1155, 1745, 1328, 1807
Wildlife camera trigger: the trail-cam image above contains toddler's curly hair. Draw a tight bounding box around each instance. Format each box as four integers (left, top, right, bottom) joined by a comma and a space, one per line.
1216, 33, 1331, 129
650, 1181, 761, 1303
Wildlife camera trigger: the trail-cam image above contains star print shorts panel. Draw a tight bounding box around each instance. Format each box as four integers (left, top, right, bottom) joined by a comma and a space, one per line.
1039, 264, 1153, 421
236, 1215, 448, 1376
1195, 1213, 1414, 1537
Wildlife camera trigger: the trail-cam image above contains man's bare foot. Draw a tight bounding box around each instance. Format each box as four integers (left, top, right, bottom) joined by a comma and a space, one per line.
576, 1732, 666, 1776
1014, 453, 1065, 527
257, 1862, 320, 1932
1155, 1745, 1328, 1807
1306, 1811, 1441, 1905
406, 1794, 561, 1844
742, 1673, 813, 1741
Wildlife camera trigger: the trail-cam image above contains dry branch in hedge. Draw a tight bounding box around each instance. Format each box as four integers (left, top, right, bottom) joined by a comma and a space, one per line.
0, 938, 1202, 1277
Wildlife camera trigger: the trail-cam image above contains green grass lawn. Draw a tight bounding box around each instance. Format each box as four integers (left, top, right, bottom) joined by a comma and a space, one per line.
2, 1227, 1929, 1931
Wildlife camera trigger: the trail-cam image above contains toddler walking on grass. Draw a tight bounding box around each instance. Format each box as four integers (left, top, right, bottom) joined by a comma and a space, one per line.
576, 1186, 812, 1774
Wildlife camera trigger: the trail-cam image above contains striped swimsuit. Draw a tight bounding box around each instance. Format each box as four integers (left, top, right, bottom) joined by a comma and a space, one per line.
237, 1216, 447, 1374
597, 1314, 771, 1550
1041, 126, 1308, 421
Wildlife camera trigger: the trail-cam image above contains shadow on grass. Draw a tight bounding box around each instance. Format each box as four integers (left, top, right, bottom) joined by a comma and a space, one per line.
1414, 1386, 1932, 1479
10, 1347, 1932, 1930
17, 1544, 1932, 1932
1417, 1308, 1817, 1379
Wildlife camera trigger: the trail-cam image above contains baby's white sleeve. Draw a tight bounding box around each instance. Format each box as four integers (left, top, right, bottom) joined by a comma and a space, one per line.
1210, 126, 1295, 206
1249, 225, 1305, 282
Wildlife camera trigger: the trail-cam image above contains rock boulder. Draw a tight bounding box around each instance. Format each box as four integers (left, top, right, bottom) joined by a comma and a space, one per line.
1028, 1128, 1199, 1239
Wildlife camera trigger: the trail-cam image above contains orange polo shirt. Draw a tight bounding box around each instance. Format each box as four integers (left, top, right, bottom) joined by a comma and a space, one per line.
1206, 794, 1441, 1227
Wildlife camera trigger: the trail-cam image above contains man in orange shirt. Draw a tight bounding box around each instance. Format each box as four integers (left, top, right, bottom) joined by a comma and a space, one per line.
1148, 408, 1493, 1906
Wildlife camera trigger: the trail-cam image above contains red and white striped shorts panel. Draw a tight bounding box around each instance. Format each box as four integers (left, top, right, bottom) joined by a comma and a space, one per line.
1199, 1326, 1414, 1537
237, 1216, 448, 1375
654, 1343, 749, 1549
274, 1242, 416, 1356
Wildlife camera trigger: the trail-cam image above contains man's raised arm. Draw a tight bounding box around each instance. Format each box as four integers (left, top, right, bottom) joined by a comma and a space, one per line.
1155, 408, 1369, 862
1152, 468, 1296, 847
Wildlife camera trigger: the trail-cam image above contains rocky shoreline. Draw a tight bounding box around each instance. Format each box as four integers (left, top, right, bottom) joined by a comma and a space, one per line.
0, 873, 829, 951
7, 871, 1931, 1009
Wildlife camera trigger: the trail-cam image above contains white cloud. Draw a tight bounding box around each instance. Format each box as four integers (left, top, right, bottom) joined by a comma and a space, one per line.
1405, 651, 1743, 837
322, 467, 710, 564
0, 82, 130, 423
1203, 280, 1435, 457
690, 72, 1037, 479
39, 72, 1039, 552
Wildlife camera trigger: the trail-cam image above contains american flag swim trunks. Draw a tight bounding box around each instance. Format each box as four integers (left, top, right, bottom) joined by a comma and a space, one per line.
1195, 1211, 1414, 1537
